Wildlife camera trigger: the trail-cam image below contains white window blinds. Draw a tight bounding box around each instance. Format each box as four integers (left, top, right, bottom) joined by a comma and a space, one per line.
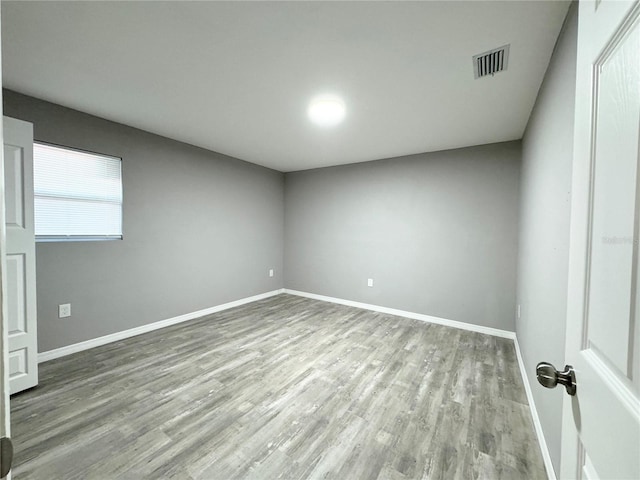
33, 143, 123, 241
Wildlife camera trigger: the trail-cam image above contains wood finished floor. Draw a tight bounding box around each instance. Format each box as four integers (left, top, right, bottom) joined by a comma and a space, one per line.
11, 294, 546, 479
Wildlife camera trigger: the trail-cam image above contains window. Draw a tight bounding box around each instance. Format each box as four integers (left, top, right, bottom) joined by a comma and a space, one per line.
33, 142, 123, 241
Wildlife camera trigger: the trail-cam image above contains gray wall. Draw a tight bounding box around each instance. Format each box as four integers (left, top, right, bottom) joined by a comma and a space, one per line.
516, 4, 577, 475
3, 90, 284, 353
284, 142, 521, 331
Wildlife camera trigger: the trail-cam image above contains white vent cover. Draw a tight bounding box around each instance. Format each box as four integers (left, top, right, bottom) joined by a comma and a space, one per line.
473, 44, 510, 79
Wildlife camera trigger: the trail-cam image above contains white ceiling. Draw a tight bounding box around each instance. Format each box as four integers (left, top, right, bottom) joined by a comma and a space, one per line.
2, 1, 569, 172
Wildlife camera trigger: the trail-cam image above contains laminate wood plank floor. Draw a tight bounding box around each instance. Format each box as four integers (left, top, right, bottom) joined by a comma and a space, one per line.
11, 294, 547, 479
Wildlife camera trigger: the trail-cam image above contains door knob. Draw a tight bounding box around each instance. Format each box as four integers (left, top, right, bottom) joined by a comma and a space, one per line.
536, 362, 576, 396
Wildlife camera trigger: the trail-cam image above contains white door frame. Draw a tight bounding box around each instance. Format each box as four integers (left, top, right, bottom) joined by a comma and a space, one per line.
0, 115, 9, 478
0, 6, 12, 478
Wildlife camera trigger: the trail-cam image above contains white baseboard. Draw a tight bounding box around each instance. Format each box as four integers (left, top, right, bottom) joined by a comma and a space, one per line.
284, 288, 516, 339
38, 288, 285, 363
513, 335, 557, 480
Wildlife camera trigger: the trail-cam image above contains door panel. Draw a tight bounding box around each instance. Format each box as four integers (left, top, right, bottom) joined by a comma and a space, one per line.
3, 145, 24, 229
6, 254, 26, 335
8, 349, 27, 381
586, 17, 639, 377
3, 117, 37, 395
562, 1, 640, 478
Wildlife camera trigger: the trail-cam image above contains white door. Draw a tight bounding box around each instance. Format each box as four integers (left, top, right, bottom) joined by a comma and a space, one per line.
560, 0, 640, 478
3, 117, 37, 395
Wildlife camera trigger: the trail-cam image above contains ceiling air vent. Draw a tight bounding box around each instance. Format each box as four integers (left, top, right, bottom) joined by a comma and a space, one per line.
473, 44, 510, 79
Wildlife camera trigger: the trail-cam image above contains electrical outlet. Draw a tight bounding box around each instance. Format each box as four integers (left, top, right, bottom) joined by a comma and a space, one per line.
367, 278, 374, 287
269, 269, 274, 277
517, 304, 521, 319
58, 303, 71, 318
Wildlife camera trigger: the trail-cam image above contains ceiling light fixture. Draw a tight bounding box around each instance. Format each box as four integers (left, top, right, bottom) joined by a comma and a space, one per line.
307, 95, 346, 127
